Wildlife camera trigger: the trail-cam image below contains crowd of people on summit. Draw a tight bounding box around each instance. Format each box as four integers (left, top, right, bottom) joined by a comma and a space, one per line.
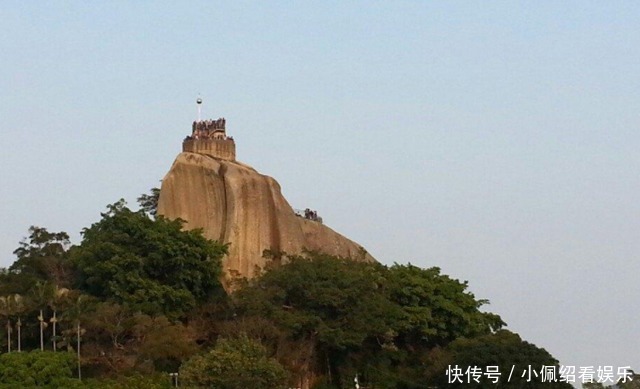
184, 118, 234, 141
195, 118, 226, 130
300, 208, 322, 223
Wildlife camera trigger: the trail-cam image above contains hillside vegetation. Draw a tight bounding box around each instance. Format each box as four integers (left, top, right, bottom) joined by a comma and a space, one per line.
0, 193, 572, 388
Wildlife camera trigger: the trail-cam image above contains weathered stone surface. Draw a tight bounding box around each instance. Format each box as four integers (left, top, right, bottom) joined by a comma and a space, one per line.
157, 152, 374, 283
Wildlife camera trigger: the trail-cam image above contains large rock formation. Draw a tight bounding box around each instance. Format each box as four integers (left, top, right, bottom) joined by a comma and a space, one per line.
157, 152, 374, 282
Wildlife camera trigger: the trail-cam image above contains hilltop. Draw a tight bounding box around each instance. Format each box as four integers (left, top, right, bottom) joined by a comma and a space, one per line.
157, 118, 374, 282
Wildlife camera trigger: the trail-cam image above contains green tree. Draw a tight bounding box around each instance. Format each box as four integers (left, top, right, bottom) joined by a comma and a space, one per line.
233, 253, 508, 388
70, 300, 197, 376
427, 330, 572, 388
386, 264, 504, 347
0, 228, 74, 355
333, 264, 505, 389
137, 187, 161, 218
0, 227, 72, 296
233, 252, 402, 386
72, 200, 227, 319
133, 315, 198, 372
0, 350, 77, 387
179, 335, 288, 389
236, 252, 400, 347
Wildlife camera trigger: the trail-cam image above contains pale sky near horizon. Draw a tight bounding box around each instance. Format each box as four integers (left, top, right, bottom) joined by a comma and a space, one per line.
1, 1, 639, 381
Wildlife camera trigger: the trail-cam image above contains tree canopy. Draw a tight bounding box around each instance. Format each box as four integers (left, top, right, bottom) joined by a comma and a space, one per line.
426, 330, 572, 388
72, 200, 227, 319
180, 335, 288, 389
230, 252, 508, 388
137, 187, 160, 218
0, 227, 72, 296
0, 196, 572, 388
0, 351, 76, 387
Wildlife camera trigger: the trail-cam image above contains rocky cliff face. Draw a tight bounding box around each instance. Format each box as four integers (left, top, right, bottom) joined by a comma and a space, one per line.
157, 152, 374, 283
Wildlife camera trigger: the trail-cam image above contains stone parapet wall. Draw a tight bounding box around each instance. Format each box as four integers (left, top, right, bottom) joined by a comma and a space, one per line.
182, 139, 236, 161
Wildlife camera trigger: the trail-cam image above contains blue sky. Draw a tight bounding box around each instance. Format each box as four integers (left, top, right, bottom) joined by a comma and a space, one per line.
1, 1, 639, 378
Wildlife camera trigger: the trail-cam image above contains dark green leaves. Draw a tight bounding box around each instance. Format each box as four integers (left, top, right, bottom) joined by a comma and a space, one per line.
232, 252, 507, 388
137, 187, 160, 218
72, 200, 227, 319
180, 335, 288, 389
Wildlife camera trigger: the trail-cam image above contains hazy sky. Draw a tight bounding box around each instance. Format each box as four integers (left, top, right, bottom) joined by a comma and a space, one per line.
1, 1, 639, 379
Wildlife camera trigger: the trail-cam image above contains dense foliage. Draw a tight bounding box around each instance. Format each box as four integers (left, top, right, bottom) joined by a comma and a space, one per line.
426, 330, 570, 388
137, 187, 160, 218
229, 252, 510, 388
0, 191, 572, 388
72, 200, 227, 319
180, 335, 288, 389
0, 227, 72, 296
0, 351, 76, 387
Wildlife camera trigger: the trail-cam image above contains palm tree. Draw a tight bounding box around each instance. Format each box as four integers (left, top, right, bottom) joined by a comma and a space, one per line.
66, 294, 91, 380
49, 286, 69, 351
13, 295, 25, 352
31, 281, 52, 351
0, 296, 13, 352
